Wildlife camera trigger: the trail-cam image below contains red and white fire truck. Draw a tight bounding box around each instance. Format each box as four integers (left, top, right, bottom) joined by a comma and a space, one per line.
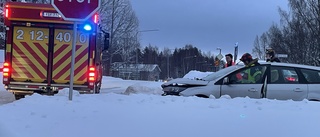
2, 2, 108, 98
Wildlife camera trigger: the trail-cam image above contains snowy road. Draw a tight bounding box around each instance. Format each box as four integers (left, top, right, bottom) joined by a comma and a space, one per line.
1, 75, 320, 137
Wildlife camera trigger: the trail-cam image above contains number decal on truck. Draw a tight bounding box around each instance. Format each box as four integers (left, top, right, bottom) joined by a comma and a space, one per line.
29, 30, 44, 41
15, 29, 48, 41
55, 32, 72, 43
55, 32, 88, 43
16, 29, 24, 40
15, 28, 88, 43
79, 34, 87, 43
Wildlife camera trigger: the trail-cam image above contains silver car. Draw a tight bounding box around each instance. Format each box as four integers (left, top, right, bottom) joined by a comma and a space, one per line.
162, 62, 320, 101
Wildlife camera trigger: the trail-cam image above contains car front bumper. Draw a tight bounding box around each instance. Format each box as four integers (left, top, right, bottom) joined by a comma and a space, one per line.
162, 91, 180, 96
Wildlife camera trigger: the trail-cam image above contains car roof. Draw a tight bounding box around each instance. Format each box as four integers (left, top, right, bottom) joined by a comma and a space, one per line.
259, 62, 320, 71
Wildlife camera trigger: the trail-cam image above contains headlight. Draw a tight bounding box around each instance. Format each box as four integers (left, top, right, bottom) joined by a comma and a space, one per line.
163, 86, 187, 92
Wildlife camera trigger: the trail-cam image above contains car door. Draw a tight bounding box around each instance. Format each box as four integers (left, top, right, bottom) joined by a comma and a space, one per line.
300, 69, 320, 101
220, 65, 267, 99
266, 66, 308, 101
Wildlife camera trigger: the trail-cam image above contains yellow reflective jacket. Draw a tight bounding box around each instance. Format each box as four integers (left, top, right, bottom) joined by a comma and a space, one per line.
243, 59, 261, 83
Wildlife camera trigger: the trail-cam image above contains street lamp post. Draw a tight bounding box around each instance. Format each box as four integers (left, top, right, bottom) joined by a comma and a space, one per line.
216, 47, 223, 71
216, 47, 222, 55
167, 54, 169, 79
166, 49, 174, 79
135, 29, 159, 80
183, 55, 197, 74
135, 29, 159, 64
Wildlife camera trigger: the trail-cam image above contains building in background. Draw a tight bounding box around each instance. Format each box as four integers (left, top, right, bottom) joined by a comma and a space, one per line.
111, 62, 161, 81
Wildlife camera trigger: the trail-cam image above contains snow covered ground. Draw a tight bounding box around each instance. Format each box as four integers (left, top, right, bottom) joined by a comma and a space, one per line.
0, 71, 320, 137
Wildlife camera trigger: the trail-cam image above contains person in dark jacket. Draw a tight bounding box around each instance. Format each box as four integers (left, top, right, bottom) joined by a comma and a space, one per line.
224, 53, 235, 68
266, 48, 280, 62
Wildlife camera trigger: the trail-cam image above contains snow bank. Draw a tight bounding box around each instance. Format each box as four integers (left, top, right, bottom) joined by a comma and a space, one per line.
124, 82, 163, 95
183, 70, 214, 79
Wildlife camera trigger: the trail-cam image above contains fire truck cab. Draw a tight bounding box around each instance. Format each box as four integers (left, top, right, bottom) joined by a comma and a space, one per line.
2, 2, 108, 99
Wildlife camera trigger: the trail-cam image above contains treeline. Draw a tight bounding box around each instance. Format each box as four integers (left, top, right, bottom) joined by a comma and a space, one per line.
110, 44, 216, 79
253, 0, 320, 65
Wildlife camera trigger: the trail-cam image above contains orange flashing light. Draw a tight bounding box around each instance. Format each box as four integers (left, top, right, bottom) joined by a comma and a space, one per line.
89, 77, 95, 81
4, 62, 9, 67
3, 62, 10, 77
88, 67, 96, 82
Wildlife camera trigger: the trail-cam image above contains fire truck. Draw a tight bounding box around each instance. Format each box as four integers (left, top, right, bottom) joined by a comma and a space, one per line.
2, 2, 108, 99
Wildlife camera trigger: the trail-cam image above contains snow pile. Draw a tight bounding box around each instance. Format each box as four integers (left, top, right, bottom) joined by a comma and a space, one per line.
1, 91, 320, 137
183, 70, 214, 79
124, 82, 163, 95
0, 71, 320, 137
0, 91, 15, 104
100, 76, 164, 95
55, 88, 81, 97
0, 72, 15, 104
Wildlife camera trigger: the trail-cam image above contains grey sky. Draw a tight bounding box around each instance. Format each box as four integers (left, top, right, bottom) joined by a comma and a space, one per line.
131, 0, 289, 57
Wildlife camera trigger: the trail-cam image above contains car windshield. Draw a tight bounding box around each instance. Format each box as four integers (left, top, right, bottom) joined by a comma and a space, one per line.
202, 65, 244, 81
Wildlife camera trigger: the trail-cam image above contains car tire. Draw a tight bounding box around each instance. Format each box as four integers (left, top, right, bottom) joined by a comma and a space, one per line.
196, 94, 209, 98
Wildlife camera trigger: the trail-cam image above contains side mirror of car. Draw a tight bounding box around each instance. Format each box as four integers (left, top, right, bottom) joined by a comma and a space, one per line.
223, 77, 230, 85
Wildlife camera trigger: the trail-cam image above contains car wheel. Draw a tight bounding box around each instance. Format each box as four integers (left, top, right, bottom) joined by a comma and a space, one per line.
196, 94, 209, 98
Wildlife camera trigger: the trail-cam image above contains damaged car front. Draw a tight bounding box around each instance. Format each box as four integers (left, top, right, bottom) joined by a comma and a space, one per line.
161, 65, 243, 98
161, 78, 210, 97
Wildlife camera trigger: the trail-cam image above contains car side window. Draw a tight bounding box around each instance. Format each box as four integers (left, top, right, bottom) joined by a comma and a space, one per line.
229, 65, 266, 84
270, 66, 298, 84
301, 69, 320, 83
270, 69, 279, 83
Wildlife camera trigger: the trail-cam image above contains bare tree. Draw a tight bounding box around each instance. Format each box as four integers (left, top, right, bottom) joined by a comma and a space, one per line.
255, 0, 319, 65
99, 0, 139, 75
267, 24, 285, 53
277, 0, 319, 64
0, 0, 5, 48
252, 33, 269, 60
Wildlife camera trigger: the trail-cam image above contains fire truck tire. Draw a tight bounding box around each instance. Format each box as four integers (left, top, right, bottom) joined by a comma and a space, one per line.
14, 94, 25, 100
94, 82, 101, 94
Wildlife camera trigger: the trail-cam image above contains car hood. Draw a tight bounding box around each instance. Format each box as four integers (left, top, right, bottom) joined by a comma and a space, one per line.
162, 78, 209, 87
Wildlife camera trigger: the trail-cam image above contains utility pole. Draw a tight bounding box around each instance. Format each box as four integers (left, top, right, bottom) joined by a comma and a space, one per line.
135, 29, 159, 80
167, 55, 169, 78
166, 49, 174, 79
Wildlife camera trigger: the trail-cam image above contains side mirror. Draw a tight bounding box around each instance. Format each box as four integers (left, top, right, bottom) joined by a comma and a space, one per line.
103, 33, 110, 51
223, 77, 229, 85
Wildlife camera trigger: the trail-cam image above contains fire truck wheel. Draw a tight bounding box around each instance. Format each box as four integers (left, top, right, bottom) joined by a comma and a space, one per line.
14, 94, 25, 100
94, 82, 101, 94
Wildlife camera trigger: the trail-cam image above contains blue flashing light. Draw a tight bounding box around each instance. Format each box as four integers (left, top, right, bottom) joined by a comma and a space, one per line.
83, 24, 92, 31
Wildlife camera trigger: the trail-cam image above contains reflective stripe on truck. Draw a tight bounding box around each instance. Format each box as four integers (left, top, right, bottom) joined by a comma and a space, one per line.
52, 29, 89, 84
12, 26, 49, 83
11, 26, 90, 85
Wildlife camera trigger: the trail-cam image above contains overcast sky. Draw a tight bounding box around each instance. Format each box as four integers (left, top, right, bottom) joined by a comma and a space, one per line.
131, 0, 289, 57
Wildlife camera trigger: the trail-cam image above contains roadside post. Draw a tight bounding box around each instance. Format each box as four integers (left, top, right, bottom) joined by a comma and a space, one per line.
51, 0, 101, 100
